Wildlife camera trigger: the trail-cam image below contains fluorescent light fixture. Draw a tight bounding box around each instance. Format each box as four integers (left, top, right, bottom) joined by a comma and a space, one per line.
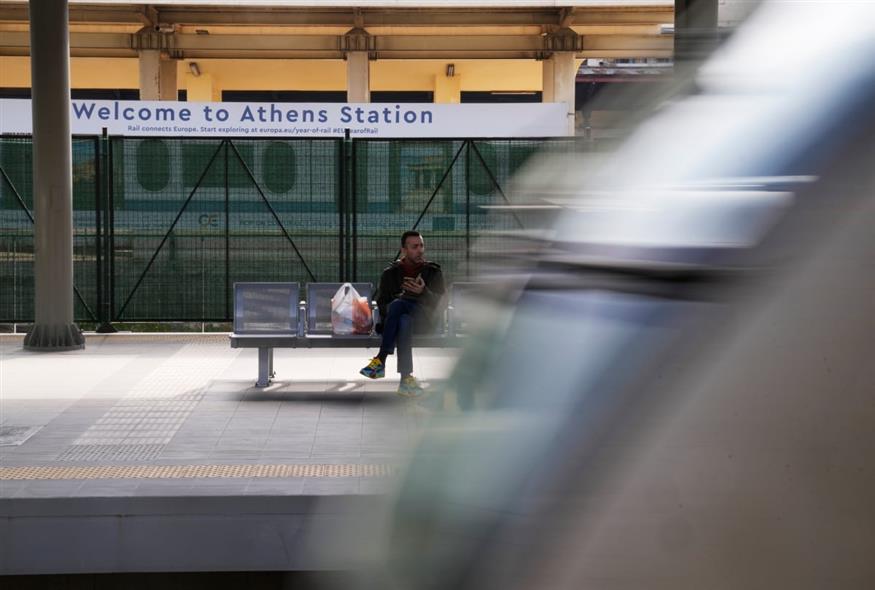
189, 62, 201, 77
446, 63, 455, 77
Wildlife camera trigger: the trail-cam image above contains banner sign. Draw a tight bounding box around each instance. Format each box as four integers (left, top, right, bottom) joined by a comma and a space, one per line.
0, 99, 568, 138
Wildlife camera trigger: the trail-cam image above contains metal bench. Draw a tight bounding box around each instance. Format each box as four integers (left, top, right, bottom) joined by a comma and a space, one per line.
230, 281, 457, 387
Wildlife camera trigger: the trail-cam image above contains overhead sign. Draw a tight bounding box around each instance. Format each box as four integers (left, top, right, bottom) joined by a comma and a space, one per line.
0, 99, 568, 138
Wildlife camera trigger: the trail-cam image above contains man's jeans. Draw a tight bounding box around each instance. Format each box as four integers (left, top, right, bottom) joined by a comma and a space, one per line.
379, 298, 418, 375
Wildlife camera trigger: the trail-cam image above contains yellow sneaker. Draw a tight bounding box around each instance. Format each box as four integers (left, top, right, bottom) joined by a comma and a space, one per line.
359, 357, 385, 379
397, 375, 424, 398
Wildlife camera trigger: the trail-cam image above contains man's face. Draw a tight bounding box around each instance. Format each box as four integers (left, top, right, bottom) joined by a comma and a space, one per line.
402, 235, 425, 263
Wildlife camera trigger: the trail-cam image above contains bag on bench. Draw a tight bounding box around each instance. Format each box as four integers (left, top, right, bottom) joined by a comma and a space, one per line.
331, 283, 373, 335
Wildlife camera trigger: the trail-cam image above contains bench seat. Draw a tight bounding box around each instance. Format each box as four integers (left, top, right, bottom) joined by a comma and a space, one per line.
230, 334, 459, 387
231, 281, 477, 387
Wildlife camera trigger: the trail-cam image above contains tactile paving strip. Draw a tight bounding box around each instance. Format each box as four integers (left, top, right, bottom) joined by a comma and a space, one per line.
56, 444, 166, 462
61, 342, 238, 460
90, 335, 229, 343
0, 464, 395, 481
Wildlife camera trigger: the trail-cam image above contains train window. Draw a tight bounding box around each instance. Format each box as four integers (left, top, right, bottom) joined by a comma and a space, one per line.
135, 139, 171, 192
262, 142, 297, 194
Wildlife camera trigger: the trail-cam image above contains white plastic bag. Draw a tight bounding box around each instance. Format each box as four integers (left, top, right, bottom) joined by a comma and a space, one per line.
331, 283, 372, 335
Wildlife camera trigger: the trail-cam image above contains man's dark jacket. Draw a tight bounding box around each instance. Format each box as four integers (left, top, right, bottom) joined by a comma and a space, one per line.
374, 260, 446, 334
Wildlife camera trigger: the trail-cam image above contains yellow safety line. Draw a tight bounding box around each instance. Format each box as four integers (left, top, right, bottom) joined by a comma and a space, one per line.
0, 464, 395, 481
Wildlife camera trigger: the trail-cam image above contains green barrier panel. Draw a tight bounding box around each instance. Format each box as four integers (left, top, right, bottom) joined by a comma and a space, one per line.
0, 136, 99, 323
110, 137, 342, 321
352, 138, 579, 285
0, 135, 581, 323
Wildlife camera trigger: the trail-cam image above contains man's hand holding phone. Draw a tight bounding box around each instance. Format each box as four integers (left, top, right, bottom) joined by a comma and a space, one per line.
402, 275, 425, 295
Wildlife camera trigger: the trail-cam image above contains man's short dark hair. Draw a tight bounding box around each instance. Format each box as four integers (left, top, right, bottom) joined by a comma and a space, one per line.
401, 230, 421, 248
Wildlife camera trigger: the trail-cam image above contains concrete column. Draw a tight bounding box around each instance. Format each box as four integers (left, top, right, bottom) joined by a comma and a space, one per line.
675, 0, 720, 63
186, 71, 219, 102
541, 59, 555, 103
548, 52, 576, 136
347, 52, 370, 103
159, 58, 178, 101
139, 49, 161, 100
434, 72, 461, 104
25, 0, 84, 350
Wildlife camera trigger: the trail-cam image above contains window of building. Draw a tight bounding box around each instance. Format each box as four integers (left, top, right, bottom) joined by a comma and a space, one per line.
461, 91, 542, 104
371, 91, 434, 103
0, 88, 30, 99
71, 89, 139, 100
222, 91, 347, 103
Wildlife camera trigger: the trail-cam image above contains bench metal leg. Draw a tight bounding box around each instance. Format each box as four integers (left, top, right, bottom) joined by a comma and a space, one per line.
269, 347, 275, 378
257, 347, 274, 387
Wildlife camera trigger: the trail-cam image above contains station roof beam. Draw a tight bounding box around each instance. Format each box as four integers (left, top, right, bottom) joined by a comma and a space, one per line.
0, 3, 674, 60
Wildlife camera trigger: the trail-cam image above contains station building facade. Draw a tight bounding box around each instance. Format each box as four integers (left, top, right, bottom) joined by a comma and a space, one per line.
0, 1, 675, 136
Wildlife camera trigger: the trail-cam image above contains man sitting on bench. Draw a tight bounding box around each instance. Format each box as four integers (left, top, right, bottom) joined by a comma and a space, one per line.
359, 231, 446, 397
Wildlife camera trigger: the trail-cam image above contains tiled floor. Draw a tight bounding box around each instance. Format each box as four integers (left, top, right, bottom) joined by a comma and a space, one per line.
0, 333, 460, 498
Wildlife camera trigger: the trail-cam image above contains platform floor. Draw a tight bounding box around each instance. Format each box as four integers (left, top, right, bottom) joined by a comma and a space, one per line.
0, 333, 459, 499
0, 333, 462, 574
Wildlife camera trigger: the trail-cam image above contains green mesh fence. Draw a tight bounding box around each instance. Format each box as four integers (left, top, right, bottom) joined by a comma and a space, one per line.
353, 140, 466, 283
110, 137, 342, 321
352, 138, 579, 285
1, 135, 578, 323
72, 138, 100, 322
0, 136, 99, 322
467, 138, 581, 277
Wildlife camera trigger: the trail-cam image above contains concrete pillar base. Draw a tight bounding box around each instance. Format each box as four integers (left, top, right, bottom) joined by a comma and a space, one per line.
24, 323, 85, 351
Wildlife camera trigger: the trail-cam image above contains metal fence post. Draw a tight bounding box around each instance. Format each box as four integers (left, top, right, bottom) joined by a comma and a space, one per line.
96, 128, 116, 332
94, 134, 103, 325
109, 135, 116, 323
350, 135, 357, 282
338, 137, 346, 282
224, 139, 231, 320
465, 140, 471, 277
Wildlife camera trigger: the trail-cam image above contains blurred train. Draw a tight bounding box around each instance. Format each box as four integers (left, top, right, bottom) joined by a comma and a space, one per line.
342, 2, 875, 589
